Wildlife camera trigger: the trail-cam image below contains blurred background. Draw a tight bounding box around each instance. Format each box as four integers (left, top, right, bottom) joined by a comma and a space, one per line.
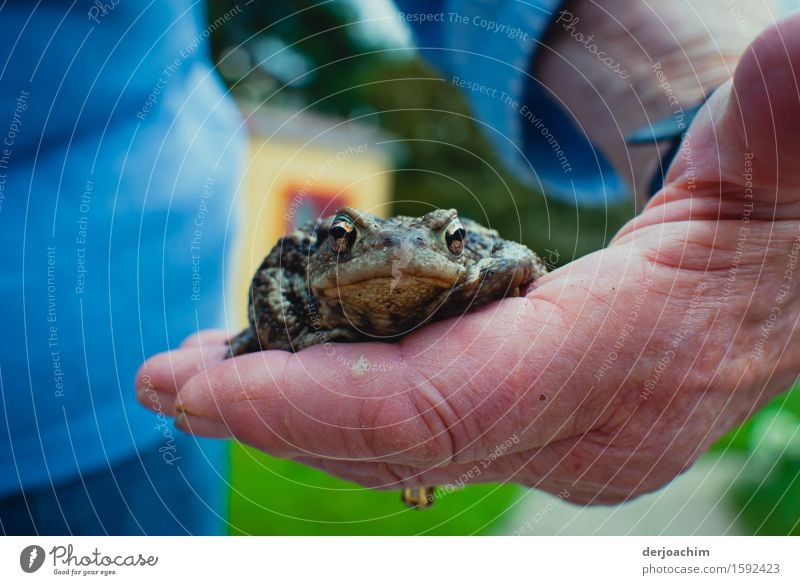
207, 0, 800, 536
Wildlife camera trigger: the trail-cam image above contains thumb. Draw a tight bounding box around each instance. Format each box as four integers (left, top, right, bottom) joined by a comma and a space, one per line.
720, 14, 800, 194
691, 13, 800, 197
729, 13, 800, 193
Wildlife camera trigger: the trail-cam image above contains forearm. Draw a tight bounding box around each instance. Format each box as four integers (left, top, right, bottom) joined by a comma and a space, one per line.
535, 0, 776, 203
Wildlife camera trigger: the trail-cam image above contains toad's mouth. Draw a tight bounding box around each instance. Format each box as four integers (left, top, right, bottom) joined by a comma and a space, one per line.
311, 255, 466, 291
316, 274, 459, 297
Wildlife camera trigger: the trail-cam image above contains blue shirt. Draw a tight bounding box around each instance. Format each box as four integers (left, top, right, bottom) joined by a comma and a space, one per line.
0, 1, 245, 496
395, 0, 627, 205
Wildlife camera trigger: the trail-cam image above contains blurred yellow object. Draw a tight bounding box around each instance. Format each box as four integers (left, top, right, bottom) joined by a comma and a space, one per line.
229, 104, 395, 328
223, 105, 524, 535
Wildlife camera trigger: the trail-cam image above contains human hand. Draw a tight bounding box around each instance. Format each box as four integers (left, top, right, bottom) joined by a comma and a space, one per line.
136, 15, 800, 504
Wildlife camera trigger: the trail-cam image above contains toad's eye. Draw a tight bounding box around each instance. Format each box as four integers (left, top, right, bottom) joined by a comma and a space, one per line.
328, 215, 357, 254
444, 219, 466, 256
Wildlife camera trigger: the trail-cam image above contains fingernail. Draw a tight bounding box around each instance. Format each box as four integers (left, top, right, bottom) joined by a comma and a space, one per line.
174, 412, 232, 438
135, 386, 150, 402
173, 399, 196, 415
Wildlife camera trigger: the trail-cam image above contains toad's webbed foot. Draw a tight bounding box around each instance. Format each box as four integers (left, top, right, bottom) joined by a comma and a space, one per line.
402, 486, 436, 509
225, 328, 261, 358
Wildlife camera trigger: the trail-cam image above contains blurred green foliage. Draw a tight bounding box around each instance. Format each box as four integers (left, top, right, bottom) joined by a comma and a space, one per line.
208, 0, 799, 536
712, 385, 800, 535
228, 443, 521, 535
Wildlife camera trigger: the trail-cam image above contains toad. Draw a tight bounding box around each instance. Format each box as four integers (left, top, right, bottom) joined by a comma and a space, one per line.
227, 206, 547, 508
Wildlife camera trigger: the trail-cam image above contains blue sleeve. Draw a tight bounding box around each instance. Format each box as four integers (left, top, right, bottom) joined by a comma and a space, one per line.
395, 0, 627, 205
0, 1, 246, 495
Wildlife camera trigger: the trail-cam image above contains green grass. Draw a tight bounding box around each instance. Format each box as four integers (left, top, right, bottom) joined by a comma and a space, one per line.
712, 384, 800, 535
227, 443, 521, 535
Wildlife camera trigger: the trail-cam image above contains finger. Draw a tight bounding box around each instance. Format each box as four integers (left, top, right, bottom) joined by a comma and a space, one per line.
135, 344, 228, 411
175, 290, 614, 465
135, 386, 177, 415
180, 329, 233, 348
176, 342, 452, 465
175, 411, 233, 439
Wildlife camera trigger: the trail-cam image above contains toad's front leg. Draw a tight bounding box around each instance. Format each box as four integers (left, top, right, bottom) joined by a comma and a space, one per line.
225, 327, 262, 358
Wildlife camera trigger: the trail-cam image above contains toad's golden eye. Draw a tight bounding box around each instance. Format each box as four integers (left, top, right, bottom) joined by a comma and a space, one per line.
445, 219, 466, 256
328, 215, 357, 254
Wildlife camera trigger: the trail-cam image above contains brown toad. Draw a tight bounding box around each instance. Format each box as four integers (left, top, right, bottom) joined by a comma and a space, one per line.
227, 206, 547, 507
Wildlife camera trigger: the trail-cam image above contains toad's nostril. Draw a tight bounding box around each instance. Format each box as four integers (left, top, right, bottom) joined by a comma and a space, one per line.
381, 235, 404, 248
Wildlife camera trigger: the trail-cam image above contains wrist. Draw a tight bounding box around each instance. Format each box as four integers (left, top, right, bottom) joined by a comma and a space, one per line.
535, 0, 774, 202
